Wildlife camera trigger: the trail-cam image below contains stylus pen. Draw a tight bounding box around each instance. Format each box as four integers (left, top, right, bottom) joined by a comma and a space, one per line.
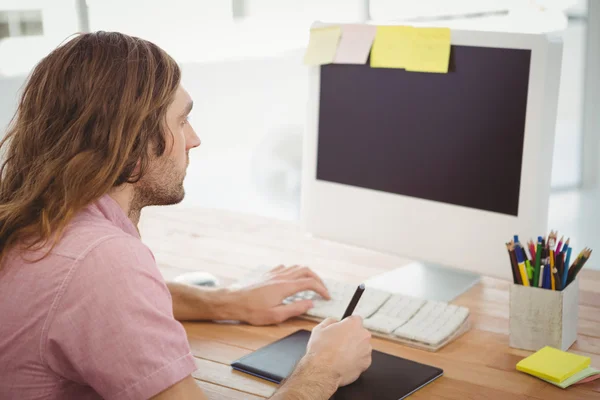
341, 283, 365, 319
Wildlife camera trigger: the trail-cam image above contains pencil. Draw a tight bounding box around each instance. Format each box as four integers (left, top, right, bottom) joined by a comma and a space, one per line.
548, 231, 557, 250
562, 246, 572, 288
556, 250, 565, 282
556, 236, 564, 253
507, 242, 520, 284
568, 248, 592, 285
553, 254, 563, 291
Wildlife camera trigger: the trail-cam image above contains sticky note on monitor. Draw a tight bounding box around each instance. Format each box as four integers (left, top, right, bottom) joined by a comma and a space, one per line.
333, 24, 377, 65
370, 25, 413, 69
405, 27, 451, 73
303, 26, 342, 66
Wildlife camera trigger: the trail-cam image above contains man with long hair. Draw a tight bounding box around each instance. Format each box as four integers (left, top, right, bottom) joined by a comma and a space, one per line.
0, 32, 372, 399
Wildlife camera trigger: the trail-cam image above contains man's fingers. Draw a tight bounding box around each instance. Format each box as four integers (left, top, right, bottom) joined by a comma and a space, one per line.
271, 300, 314, 324
314, 317, 338, 330
278, 266, 328, 291
281, 277, 330, 300
270, 265, 286, 273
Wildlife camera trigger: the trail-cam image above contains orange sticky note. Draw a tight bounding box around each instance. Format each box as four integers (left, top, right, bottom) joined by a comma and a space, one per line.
370, 25, 413, 69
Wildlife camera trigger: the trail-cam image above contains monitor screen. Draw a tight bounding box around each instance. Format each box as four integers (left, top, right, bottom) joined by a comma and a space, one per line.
316, 45, 531, 216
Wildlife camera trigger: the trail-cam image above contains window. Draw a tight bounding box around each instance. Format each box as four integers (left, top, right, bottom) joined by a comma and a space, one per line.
0, 0, 79, 76
0, 10, 43, 39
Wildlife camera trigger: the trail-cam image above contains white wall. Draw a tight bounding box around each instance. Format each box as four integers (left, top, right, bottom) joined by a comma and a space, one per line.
0, 75, 24, 136
180, 49, 307, 152
176, 49, 308, 219
0, 51, 309, 220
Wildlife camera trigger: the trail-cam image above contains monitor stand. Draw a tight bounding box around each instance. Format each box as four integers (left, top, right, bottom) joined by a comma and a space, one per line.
364, 262, 480, 303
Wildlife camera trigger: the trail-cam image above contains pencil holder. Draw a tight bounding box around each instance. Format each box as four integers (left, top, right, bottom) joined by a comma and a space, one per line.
509, 278, 579, 352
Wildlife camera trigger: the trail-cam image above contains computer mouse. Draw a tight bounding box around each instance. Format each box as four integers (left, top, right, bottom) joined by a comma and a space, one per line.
173, 271, 219, 287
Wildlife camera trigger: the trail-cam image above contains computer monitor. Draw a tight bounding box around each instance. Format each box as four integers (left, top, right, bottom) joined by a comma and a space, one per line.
300, 27, 563, 301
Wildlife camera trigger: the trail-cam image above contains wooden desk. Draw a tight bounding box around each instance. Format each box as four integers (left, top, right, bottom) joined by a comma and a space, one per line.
139, 205, 600, 400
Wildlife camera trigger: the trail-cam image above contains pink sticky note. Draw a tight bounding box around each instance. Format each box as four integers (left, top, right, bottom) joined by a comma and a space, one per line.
573, 373, 600, 385
333, 24, 377, 65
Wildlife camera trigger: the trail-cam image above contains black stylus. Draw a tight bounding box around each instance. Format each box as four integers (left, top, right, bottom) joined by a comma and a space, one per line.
341, 283, 365, 319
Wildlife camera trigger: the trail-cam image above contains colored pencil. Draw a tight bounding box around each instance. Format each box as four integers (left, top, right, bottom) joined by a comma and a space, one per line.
556, 236, 564, 253
553, 254, 563, 291
568, 248, 592, 284
562, 246, 572, 288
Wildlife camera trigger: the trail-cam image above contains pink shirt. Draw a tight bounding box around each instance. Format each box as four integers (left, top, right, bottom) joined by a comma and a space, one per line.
0, 195, 197, 399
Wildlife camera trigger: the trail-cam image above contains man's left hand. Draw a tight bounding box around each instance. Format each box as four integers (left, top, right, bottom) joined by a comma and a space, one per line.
224, 265, 331, 326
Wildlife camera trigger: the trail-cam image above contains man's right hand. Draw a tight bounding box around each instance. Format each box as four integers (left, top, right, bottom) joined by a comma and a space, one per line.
271, 316, 373, 399
306, 316, 373, 387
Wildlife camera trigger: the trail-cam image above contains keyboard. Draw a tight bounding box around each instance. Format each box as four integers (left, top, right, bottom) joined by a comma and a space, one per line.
280, 278, 470, 352
286, 280, 391, 319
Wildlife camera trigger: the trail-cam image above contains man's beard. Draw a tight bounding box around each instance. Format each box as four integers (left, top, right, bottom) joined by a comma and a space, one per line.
131, 156, 186, 213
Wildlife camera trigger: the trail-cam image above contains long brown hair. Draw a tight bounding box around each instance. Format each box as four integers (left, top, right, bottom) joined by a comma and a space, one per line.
0, 31, 181, 267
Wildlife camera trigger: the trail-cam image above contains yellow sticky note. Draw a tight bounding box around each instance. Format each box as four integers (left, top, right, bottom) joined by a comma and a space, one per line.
405, 27, 451, 73
516, 346, 591, 384
303, 26, 342, 66
370, 26, 413, 69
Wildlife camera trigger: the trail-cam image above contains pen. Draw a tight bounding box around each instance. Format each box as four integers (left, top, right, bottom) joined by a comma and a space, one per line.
525, 259, 533, 283
506, 243, 518, 284
515, 245, 530, 286
522, 245, 534, 282
543, 249, 551, 289
528, 240, 536, 264
508, 242, 522, 285
342, 283, 365, 319
533, 236, 542, 287
541, 266, 547, 289
550, 250, 556, 290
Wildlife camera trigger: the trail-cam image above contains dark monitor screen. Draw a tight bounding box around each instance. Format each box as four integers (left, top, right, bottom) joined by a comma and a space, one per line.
316, 45, 531, 216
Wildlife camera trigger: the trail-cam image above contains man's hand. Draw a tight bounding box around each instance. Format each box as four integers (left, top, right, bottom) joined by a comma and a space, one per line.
225, 265, 331, 325
306, 316, 372, 386
270, 316, 373, 399
167, 265, 330, 324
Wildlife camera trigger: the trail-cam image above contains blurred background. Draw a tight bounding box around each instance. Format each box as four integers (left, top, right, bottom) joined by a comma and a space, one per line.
1, 0, 599, 268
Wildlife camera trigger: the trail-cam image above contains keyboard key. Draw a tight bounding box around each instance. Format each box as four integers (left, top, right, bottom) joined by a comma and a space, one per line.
364, 315, 406, 334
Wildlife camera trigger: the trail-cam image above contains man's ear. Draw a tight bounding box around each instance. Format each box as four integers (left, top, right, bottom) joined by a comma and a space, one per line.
127, 158, 143, 182
133, 158, 142, 175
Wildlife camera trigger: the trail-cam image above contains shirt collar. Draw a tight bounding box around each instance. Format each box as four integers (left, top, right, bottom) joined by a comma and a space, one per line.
90, 194, 140, 239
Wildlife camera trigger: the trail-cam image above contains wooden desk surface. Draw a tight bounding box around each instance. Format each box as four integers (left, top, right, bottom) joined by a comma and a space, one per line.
139, 205, 600, 400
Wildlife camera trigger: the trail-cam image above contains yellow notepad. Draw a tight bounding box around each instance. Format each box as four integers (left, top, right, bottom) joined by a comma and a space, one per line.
516, 346, 591, 383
